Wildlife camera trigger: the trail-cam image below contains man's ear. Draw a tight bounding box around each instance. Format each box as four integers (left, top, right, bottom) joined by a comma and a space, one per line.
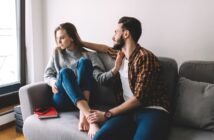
123, 30, 130, 39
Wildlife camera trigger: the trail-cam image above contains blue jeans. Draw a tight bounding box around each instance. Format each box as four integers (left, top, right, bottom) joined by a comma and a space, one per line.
93, 108, 170, 140
53, 57, 94, 111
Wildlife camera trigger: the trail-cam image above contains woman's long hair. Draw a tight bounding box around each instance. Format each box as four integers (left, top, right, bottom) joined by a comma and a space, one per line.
54, 22, 86, 52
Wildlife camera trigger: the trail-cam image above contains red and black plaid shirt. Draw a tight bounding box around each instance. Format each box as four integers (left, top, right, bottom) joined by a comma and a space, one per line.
108, 45, 170, 112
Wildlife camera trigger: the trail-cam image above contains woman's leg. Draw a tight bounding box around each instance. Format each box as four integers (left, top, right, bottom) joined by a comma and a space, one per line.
76, 57, 94, 93
53, 74, 76, 111
56, 67, 91, 117
54, 58, 98, 136
133, 109, 170, 140
76, 57, 99, 134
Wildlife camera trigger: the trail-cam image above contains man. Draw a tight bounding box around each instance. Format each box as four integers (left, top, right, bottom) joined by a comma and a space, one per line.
85, 16, 170, 140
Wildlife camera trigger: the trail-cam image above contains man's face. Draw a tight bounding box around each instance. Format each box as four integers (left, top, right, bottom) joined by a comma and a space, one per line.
112, 24, 125, 50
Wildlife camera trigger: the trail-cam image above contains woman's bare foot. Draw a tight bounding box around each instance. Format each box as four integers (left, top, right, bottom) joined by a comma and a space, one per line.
88, 123, 99, 139
79, 111, 89, 131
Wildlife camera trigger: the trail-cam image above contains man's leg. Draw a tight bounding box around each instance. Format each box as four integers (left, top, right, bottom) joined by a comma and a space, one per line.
133, 108, 170, 140
93, 113, 135, 140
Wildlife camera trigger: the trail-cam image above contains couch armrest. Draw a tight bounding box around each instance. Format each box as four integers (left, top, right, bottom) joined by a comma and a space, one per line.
19, 82, 52, 121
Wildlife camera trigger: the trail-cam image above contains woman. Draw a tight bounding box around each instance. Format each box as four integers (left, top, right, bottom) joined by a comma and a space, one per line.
44, 22, 104, 138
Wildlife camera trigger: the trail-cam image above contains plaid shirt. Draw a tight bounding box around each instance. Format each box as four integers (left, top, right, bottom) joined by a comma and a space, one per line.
108, 45, 170, 112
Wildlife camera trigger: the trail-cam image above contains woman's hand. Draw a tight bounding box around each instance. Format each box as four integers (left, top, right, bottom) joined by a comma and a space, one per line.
87, 110, 105, 124
51, 80, 58, 93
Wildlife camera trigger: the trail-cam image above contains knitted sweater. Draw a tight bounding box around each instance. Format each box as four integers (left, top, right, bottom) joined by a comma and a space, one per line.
44, 47, 114, 86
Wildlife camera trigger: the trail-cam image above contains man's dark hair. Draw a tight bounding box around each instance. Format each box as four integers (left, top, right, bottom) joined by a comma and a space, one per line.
118, 16, 142, 42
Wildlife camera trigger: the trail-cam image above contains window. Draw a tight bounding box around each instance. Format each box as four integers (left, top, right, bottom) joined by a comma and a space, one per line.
0, 0, 25, 96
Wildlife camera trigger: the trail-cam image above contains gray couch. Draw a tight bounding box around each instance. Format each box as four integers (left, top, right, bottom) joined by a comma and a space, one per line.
19, 52, 214, 140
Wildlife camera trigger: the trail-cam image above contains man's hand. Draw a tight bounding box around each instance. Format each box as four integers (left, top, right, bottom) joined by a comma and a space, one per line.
87, 110, 105, 124
107, 47, 117, 55
111, 51, 125, 75
51, 80, 58, 93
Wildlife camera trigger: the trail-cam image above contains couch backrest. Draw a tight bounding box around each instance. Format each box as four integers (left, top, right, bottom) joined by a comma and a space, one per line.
173, 61, 214, 131
158, 57, 178, 113
90, 52, 117, 109
97, 52, 115, 71
179, 61, 214, 83
174, 61, 214, 116
92, 52, 178, 112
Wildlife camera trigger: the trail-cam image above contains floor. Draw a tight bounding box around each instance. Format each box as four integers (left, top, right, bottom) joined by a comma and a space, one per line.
0, 125, 26, 140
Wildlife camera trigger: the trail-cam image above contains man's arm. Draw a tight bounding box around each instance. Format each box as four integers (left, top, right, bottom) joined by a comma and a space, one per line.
87, 52, 141, 123
109, 96, 141, 116
87, 97, 141, 123
83, 41, 110, 53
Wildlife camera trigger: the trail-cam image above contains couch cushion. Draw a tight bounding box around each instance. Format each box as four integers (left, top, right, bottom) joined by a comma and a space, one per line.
91, 82, 118, 107
168, 126, 214, 140
174, 77, 214, 131
23, 112, 89, 140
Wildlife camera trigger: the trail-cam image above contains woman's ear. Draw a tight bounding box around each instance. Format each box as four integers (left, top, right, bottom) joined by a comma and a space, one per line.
70, 37, 74, 42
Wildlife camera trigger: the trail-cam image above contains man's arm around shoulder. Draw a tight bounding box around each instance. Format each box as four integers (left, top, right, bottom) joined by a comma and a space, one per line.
83, 41, 110, 53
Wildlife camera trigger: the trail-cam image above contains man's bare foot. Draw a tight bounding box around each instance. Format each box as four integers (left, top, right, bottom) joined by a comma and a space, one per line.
88, 123, 99, 139
79, 111, 89, 131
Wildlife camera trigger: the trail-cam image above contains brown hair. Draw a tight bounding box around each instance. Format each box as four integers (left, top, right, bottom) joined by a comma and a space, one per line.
54, 22, 86, 52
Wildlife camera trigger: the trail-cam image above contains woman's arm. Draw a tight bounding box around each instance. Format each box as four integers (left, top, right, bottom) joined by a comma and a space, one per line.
44, 52, 57, 87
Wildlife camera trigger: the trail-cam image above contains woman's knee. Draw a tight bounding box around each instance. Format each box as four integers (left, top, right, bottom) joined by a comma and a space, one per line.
78, 57, 93, 68
59, 67, 75, 77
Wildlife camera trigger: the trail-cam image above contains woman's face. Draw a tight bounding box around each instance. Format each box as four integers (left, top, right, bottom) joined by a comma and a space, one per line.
56, 29, 73, 50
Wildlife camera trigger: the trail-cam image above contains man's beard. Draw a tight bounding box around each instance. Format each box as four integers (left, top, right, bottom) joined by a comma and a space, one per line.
113, 36, 125, 50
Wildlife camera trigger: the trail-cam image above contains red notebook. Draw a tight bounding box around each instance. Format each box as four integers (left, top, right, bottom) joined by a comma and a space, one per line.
34, 106, 59, 119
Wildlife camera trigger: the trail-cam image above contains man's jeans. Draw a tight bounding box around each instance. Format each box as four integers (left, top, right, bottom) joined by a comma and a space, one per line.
53, 57, 93, 111
93, 108, 170, 140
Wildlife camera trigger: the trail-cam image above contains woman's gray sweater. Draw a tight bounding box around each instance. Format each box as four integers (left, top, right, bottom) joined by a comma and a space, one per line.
44, 47, 114, 86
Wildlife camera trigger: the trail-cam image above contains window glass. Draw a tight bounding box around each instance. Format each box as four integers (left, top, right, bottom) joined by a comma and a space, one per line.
0, 0, 22, 93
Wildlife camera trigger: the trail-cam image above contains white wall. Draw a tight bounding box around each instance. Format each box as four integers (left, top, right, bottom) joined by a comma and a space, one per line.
30, 0, 214, 82
26, 0, 44, 83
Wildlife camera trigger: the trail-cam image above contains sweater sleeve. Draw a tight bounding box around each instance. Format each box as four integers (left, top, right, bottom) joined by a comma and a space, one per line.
44, 51, 57, 86
87, 52, 115, 85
